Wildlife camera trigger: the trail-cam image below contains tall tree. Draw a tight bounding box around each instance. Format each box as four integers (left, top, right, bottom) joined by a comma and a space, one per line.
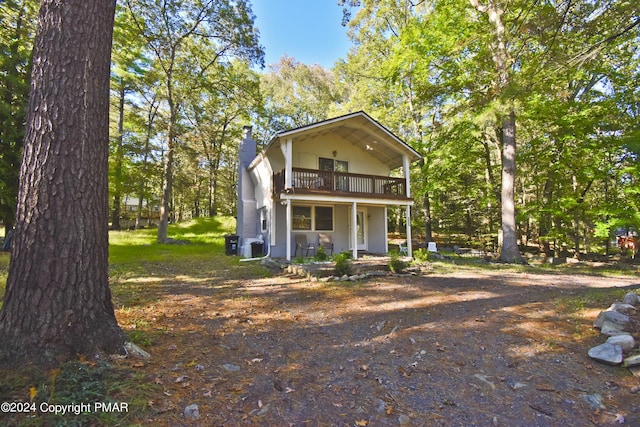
125, 0, 263, 242
109, 3, 147, 230
0, 0, 37, 235
260, 55, 344, 133
0, 0, 126, 365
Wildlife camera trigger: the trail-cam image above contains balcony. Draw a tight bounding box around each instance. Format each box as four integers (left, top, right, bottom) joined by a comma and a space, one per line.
273, 167, 408, 199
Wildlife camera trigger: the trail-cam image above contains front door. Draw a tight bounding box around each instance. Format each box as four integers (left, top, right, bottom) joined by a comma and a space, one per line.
349, 207, 368, 251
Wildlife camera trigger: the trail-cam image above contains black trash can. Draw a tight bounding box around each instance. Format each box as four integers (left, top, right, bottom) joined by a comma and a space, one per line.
251, 241, 264, 257
224, 234, 239, 255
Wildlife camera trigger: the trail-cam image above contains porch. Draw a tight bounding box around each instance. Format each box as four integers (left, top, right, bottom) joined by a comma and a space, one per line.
273, 167, 409, 200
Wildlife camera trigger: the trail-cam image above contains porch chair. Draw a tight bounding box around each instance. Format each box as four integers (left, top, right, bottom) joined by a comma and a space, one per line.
318, 233, 333, 255
295, 234, 316, 257
398, 241, 408, 256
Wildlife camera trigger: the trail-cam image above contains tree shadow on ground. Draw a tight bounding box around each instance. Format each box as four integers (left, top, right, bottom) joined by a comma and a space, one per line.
108, 267, 640, 426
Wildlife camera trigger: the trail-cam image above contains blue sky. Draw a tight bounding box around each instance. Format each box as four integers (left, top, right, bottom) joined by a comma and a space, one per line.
251, 0, 353, 69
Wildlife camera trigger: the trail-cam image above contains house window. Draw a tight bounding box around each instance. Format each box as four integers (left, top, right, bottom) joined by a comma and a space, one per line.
293, 206, 312, 230
319, 158, 349, 192
315, 206, 333, 231
319, 158, 348, 172
292, 205, 333, 231
260, 209, 267, 232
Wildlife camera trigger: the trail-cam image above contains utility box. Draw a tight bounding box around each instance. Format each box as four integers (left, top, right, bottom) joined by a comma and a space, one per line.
224, 234, 239, 255
251, 241, 264, 257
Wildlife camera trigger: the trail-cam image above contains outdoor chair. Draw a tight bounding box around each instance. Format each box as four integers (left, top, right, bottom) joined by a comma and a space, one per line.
295, 234, 316, 257
398, 241, 408, 256
318, 233, 334, 255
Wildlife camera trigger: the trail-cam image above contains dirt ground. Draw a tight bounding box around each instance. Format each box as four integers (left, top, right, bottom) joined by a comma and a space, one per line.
115, 264, 640, 426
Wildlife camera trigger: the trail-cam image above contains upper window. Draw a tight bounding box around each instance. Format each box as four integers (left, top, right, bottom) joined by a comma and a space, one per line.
319, 157, 348, 172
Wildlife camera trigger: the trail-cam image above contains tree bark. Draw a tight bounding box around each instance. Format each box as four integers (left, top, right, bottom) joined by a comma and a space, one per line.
470, 0, 524, 263
0, 0, 126, 366
497, 110, 524, 263
157, 74, 177, 242
423, 192, 433, 244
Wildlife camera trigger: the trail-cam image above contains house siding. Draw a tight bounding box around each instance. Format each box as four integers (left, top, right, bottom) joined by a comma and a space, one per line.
287, 134, 391, 177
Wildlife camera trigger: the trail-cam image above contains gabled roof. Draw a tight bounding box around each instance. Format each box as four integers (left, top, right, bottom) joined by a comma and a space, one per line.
263, 111, 422, 169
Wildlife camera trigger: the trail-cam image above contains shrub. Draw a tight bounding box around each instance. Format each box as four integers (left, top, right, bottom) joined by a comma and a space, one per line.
389, 252, 407, 273
334, 251, 352, 276
413, 248, 429, 263
314, 246, 328, 262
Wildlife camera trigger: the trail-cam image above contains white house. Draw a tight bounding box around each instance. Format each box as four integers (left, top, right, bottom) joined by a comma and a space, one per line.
237, 111, 423, 260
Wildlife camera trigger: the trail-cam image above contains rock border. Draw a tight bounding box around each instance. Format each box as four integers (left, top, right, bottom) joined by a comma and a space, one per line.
589, 291, 640, 372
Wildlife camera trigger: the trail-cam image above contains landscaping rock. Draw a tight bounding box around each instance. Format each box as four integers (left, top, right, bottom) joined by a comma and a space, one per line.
184, 403, 200, 420
600, 320, 626, 336
623, 354, 640, 368
124, 341, 151, 359
593, 310, 630, 329
606, 334, 636, 351
608, 303, 637, 314
622, 292, 639, 306
588, 343, 623, 365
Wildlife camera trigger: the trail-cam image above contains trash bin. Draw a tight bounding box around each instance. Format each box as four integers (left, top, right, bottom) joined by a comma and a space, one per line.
224, 234, 239, 255
251, 241, 264, 257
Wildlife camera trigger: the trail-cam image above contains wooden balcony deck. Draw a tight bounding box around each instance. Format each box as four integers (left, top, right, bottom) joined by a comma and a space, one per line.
273, 167, 409, 200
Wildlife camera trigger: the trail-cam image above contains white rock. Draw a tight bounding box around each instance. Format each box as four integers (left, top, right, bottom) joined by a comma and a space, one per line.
594, 310, 629, 328
606, 334, 636, 351
588, 343, 623, 365
124, 341, 151, 359
622, 292, 639, 306
609, 303, 637, 314
184, 403, 200, 420
600, 320, 627, 336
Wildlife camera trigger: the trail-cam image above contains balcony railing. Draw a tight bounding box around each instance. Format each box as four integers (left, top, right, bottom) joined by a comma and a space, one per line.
273, 167, 408, 199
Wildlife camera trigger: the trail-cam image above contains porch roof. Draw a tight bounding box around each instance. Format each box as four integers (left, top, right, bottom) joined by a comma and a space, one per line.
262, 111, 422, 170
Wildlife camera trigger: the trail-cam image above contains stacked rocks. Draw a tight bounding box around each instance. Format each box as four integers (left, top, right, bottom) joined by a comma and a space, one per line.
589, 291, 640, 371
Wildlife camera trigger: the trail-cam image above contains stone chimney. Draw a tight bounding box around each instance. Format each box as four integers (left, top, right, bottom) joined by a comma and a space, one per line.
239, 126, 256, 168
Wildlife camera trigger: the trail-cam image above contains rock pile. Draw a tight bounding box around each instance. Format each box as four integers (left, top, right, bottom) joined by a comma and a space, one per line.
589, 291, 640, 373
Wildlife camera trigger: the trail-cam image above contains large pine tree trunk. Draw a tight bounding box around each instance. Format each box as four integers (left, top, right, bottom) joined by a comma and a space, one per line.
497, 110, 524, 263
0, 0, 126, 366
157, 96, 177, 243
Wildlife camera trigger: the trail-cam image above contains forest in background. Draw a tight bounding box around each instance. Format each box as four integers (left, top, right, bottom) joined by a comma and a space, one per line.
1, 0, 638, 256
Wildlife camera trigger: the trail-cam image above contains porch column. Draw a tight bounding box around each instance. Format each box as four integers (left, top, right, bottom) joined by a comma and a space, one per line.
384, 206, 388, 254
285, 200, 292, 260
352, 201, 358, 259
403, 154, 411, 198
280, 138, 293, 189
405, 205, 412, 258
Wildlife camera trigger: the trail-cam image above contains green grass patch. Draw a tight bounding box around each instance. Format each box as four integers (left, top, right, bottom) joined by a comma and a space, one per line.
554, 287, 630, 314
425, 256, 639, 278
0, 359, 154, 426
109, 217, 236, 278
